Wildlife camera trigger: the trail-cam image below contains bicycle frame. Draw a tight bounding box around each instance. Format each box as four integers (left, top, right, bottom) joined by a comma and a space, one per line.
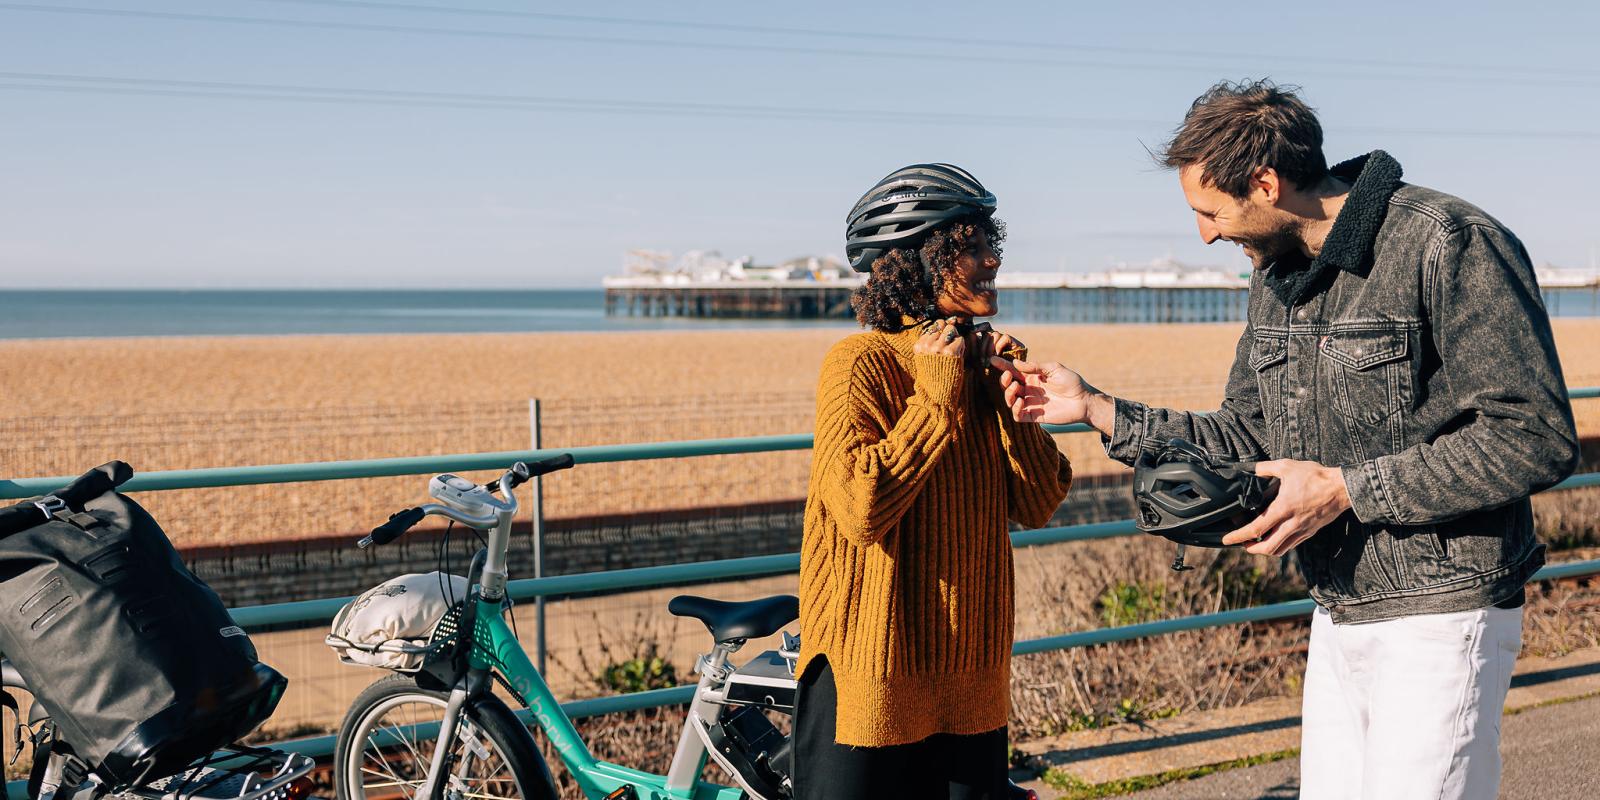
469, 596, 743, 800
365, 464, 748, 800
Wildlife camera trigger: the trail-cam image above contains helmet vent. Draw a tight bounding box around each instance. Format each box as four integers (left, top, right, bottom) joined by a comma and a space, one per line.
1167, 481, 1202, 502
1138, 501, 1161, 527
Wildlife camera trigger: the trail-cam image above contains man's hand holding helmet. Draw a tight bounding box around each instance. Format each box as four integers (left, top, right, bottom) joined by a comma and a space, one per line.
1220, 459, 1352, 556
992, 356, 1356, 559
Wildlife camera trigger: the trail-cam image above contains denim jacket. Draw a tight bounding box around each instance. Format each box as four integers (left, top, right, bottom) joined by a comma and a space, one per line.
1105, 151, 1580, 623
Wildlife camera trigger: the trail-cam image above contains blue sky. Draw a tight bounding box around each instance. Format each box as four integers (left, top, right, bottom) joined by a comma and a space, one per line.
2, 1, 1597, 288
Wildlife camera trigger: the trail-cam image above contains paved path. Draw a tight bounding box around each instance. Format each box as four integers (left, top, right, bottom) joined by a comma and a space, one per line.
1123, 694, 1600, 799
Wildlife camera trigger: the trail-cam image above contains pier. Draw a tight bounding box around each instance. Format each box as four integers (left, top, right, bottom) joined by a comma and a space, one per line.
603, 253, 1600, 323
604, 280, 859, 319
603, 281, 1258, 323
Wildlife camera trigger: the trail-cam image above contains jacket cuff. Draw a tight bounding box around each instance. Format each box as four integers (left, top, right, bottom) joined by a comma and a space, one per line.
912, 353, 965, 408
1101, 397, 1149, 465
1342, 461, 1395, 525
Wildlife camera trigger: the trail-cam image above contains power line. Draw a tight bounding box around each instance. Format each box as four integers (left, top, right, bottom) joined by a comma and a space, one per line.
0, 5, 1236, 75
2, 3, 1597, 91
253, 0, 1600, 82
4, 71, 1600, 141
0, 71, 1166, 128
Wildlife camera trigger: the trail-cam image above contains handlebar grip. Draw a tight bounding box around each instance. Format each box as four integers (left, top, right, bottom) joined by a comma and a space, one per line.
360, 506, 426, 549
495, 453, 576, 493
526, 453, 576, 479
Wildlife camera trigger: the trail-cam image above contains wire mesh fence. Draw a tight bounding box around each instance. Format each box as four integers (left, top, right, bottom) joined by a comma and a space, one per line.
8, 382, 1598, 741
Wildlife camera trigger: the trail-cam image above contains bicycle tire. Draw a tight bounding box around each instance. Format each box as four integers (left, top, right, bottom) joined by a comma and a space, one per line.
334, 673, 558, 800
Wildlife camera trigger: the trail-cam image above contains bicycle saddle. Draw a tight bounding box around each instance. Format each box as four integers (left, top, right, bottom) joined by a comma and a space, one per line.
668, 594, 798, 644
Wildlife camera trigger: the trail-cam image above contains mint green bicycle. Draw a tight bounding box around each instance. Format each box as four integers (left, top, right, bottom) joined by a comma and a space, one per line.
327, 457, 802, 800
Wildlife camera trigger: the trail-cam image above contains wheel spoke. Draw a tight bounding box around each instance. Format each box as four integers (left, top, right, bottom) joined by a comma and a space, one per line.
342, 683, 531, 800
362, 744, 414, 797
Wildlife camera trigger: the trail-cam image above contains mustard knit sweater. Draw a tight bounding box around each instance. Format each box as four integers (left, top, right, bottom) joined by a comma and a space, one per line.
797, 327, 1073, 747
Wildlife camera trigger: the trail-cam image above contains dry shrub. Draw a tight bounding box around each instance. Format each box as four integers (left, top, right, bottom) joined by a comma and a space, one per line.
533, 609, 751, 799
529, 708, 759, 800
549, 609, 686, 699
541, 608, 693, 799
1525, 487, 1600, 655
1009, 539, 1307, 738
1533, 486, 1600, 550
1523, 547, 1600, 658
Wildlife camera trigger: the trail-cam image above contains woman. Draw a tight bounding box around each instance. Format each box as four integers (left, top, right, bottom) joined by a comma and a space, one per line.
794, 163, 1072, 799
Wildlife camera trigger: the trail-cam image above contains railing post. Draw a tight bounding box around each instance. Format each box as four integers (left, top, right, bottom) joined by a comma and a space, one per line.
528, 398, 548, 675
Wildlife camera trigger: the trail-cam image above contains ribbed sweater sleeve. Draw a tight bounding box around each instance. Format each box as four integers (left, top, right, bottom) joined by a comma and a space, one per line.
980, 344, 1072, 527
1000, 416, 1073, 528
812, 341, 965, 546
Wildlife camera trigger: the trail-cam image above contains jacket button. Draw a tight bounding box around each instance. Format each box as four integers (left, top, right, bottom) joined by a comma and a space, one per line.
1296, 308, 1309, 320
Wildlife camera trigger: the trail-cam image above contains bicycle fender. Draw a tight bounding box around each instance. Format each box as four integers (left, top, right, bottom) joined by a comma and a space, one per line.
466, 693, 535, 747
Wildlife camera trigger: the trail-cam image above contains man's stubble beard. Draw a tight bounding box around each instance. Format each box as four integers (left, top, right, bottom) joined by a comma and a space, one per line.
1239, 216, 1303, 271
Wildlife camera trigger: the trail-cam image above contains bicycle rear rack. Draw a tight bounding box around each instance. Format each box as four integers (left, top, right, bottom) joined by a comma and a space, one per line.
112, 745, 315, 800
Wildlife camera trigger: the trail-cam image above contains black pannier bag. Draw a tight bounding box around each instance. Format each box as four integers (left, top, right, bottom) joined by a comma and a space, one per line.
0, 462, 286, 789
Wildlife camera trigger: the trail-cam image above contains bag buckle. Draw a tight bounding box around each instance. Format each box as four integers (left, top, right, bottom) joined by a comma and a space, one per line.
33, 496, 68, 521
31, 495, 101, 533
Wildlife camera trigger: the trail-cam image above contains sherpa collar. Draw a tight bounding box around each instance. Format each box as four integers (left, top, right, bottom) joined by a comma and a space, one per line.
1262, 150, 1405, 306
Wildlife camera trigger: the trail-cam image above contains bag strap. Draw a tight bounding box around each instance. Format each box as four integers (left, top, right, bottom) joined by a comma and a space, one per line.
2, 687, 16, 771
0, 461, 134, 539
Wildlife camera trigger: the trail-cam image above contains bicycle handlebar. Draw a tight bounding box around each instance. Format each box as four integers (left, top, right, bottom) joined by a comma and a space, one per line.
486, 453, 575, 495
358, 454, 576, 548
360, 506, 427, 549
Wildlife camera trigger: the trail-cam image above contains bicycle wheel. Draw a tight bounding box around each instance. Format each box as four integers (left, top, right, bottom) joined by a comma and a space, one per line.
334, 673, 557, 800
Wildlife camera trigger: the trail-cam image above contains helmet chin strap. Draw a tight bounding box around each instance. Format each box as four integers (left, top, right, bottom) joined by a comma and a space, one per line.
1170, 543, 1194, 572
917, 249, 941, 324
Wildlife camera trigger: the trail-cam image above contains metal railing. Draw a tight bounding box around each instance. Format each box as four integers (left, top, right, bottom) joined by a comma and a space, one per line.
4, 387, 1599, 796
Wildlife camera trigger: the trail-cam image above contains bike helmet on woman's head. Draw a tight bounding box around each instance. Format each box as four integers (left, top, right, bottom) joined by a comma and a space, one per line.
1132, 439, 1279, 568
845, 163, 997, 274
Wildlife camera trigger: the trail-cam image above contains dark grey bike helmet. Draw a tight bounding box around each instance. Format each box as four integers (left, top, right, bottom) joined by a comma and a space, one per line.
1133, 439, 1279, 554
845, 163, 997, 273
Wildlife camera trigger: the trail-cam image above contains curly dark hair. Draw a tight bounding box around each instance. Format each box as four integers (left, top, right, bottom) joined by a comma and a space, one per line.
850, 216, 1006, 332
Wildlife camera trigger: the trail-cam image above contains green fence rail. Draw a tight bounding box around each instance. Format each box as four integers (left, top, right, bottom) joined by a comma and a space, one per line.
5, 386, 1599, 798
6, 385, 1597, 498
229, 470, 1600, 631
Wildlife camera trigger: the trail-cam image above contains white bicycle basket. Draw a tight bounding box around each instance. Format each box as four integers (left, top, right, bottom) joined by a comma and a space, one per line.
325, 572, 467, 672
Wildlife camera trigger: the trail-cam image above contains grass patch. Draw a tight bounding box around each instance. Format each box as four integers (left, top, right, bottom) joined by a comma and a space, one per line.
1503, 688, 1600, 717
1040, 747, 1300, 799
1098, 582, 1166, 628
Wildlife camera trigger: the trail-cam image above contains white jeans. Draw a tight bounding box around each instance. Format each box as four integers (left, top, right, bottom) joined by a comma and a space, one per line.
1298, 604, 1523, 800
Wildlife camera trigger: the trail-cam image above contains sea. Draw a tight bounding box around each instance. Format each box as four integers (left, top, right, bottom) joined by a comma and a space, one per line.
0, 289, 850, 340
4, 287, 1599, 340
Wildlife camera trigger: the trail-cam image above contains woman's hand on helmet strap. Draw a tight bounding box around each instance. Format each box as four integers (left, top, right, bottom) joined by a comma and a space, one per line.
913, 318, 967, 360
1221, 459, 1354, 556
972, 325, 1025, 364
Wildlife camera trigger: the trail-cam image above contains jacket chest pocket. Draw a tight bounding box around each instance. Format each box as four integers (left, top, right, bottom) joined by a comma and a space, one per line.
1248, 332, 1289, 427
1320, 329, 1412, 460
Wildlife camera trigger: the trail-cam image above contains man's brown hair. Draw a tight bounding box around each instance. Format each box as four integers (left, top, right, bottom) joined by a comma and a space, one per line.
1159, 79, 1328, 199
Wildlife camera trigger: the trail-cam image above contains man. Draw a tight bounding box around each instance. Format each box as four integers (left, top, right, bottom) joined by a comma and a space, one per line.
992, 80, 1579, 800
